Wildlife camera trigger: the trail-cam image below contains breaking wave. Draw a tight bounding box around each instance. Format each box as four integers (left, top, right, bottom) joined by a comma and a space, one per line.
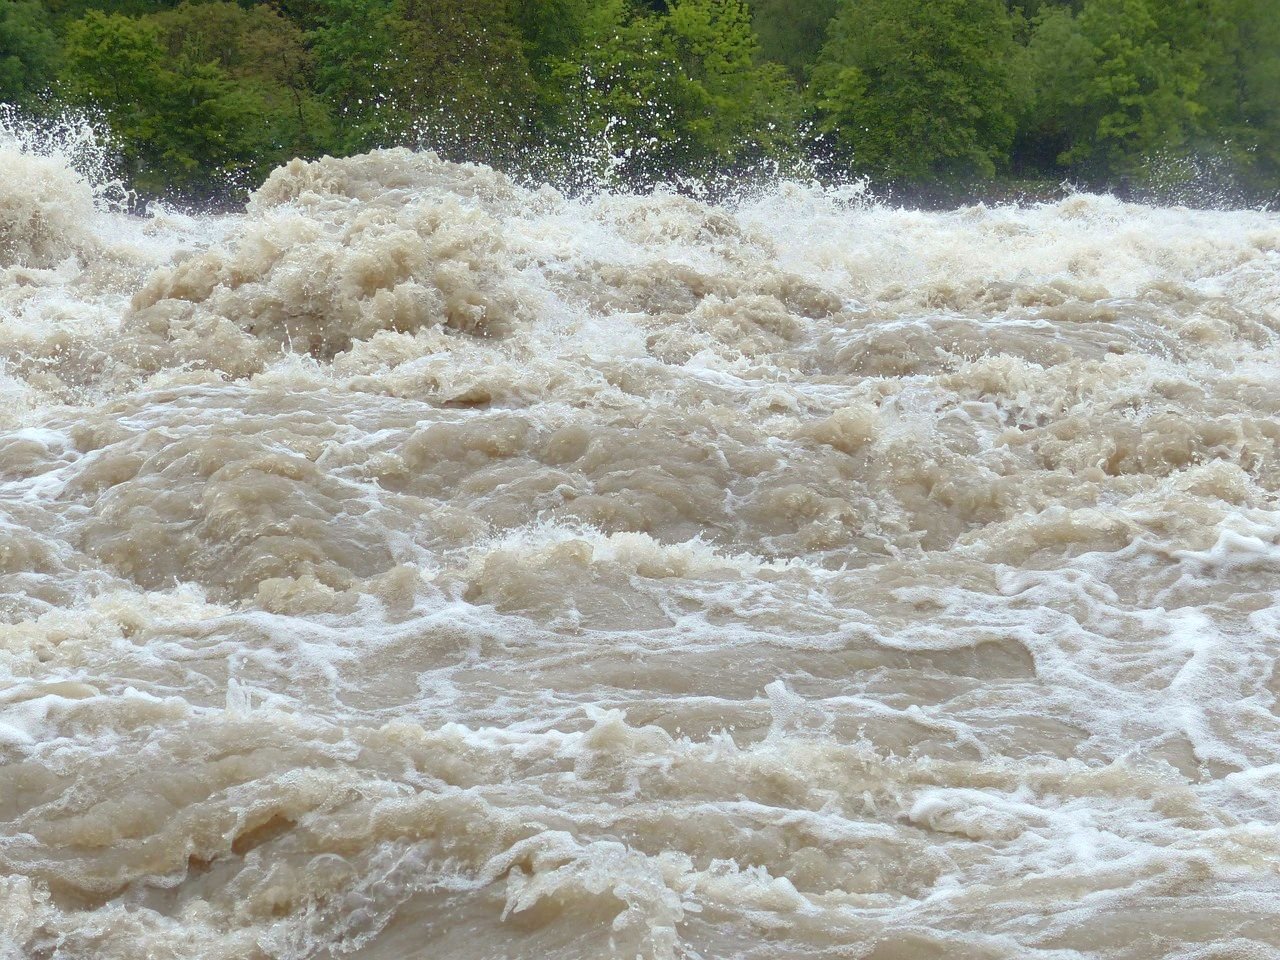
3, 134, 1280, 959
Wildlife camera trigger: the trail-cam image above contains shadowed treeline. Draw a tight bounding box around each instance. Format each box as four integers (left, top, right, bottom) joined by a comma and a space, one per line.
2, 0, 1277, 203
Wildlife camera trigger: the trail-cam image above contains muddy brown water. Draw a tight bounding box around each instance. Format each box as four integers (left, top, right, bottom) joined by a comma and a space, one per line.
3, 144, 1280, 959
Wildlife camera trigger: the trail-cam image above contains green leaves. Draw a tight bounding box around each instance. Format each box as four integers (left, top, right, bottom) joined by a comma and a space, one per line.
0, 0, 60, 108
750, 0, 837, 78
1196, 0, 1280, 187
306, 0, 536, 160
1025, 0, 1208, 172
59, 5, 315, 199
11, 0, 1278, 199
810, 0, 1018, 182
543, 0, 800, 186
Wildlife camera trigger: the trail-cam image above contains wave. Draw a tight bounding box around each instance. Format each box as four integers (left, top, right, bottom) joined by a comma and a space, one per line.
2, 137, 1280, 959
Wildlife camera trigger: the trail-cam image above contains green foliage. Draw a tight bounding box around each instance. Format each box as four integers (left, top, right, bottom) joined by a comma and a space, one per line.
305, 0, 405, 152
59, 10, 271, 197
548, 0, 800, 185
665, 0, 800, 163
1197, 0, 1280, 185
152, 2, 332, 161
511, 0, 620, 67
44, 0, 185, 18
547, 8, 703, 184
10, 0, 1276, 200
391, 0, 537, 158
749, 0, 837, 78
809, 0, 1019, 181
307, 0, 536, 159
1023, 0, 1210, 174
0, 0, 60, 108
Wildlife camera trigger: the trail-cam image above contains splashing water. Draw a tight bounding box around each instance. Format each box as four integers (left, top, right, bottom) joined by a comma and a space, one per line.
2, 129, 1280, 960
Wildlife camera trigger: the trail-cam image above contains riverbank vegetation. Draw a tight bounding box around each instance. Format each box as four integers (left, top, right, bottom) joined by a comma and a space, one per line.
3, 0, 1277, 203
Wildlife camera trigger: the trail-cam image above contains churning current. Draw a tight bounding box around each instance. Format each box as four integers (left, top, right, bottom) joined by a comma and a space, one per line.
2, 139, 1280, 960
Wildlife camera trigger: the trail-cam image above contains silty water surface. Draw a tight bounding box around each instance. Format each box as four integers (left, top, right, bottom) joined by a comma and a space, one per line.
2, 139, 1280, 959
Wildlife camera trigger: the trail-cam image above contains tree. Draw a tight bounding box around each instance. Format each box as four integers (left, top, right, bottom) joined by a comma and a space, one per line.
748, 0, 837, 78
33, 0, 1272, 200
546, 0, 800, 187
809, 0, 1019, 181
1196, 0, 1280, 188
307, 0, 536, 160
60, 10, 270, 197
151, 1, 332, 161
1022, 0, 1210, 175
305, 0, 406, 152
0, 0, 59, 108
392, 0, 538, 160
665, 0, 799, 164
43, 0, 185, 19
510, 0, 620, 66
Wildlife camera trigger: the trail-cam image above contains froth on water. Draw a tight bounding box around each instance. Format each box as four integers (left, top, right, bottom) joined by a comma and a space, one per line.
2, 133, 1280, 959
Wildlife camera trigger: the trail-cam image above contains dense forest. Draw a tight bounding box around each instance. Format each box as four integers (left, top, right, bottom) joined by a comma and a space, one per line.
2, 0, 1278, 203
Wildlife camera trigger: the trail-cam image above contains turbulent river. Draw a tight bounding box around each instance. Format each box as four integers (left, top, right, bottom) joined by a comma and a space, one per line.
3, 136, 1280, 960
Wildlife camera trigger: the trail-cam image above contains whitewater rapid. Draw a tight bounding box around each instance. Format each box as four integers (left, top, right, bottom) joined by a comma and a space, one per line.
2, 137, 1280, 959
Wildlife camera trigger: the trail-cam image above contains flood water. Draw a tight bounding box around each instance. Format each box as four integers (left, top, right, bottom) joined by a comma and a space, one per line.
3, 140, 1280, 959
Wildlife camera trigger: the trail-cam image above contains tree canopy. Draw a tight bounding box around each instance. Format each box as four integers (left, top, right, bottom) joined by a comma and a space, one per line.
0, 0, 60, 109
811, 0, 1019, 181
3, 0, 1275, 202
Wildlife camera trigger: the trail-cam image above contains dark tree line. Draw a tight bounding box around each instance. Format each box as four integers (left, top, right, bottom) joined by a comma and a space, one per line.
2, 0, 1277, 202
